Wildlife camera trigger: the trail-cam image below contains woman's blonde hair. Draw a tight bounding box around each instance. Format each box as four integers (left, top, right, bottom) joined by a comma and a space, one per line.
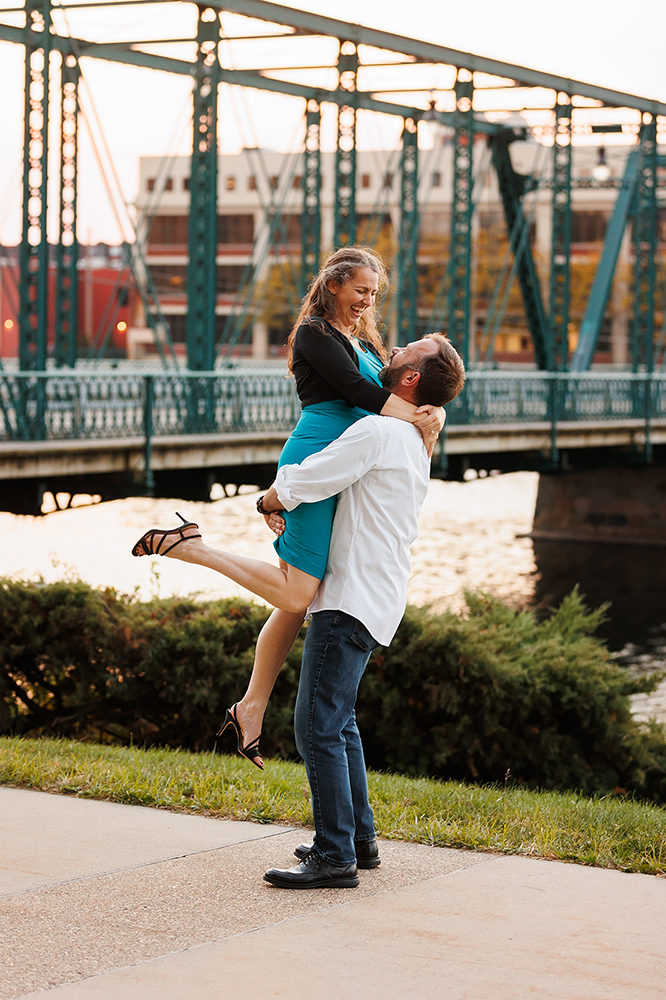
286, 245, 389, 370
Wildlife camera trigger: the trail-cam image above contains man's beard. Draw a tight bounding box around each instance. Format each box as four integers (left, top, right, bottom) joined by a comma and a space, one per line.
379, 362, 409, 391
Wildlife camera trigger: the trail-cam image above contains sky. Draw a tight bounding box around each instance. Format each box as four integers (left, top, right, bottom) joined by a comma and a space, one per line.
0, 0, 665, 244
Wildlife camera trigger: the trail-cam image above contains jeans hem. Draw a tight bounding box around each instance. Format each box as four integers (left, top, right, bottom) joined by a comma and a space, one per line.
313, 848, 356, 869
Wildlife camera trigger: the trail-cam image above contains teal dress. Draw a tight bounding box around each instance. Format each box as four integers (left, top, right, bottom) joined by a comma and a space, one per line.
274, 343, 384, 579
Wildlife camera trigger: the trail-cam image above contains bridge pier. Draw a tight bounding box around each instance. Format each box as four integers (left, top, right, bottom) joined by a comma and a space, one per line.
531, 464, 666, 546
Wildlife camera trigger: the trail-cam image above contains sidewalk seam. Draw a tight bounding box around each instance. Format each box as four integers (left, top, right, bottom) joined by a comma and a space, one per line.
0, 826, 297, 901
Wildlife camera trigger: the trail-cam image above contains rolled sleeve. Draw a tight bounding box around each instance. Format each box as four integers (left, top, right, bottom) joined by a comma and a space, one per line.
274, 418, 383, 509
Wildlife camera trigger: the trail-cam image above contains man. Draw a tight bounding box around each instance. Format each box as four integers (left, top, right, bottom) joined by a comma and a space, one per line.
259, 333, 466, 889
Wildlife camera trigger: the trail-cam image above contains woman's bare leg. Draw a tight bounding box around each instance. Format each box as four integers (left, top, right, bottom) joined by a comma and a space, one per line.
232, 608, 306, 758
140, 527, 319, 614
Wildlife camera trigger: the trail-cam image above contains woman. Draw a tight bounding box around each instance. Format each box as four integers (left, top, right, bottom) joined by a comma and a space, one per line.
132, 246, 444, 768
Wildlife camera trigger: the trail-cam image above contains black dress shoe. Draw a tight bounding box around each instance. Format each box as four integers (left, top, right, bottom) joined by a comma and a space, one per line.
294, 838, 380, 869
264, 852, 359, 889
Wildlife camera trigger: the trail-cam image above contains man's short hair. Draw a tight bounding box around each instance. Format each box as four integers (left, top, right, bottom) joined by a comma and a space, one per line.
412, 333, 466, 407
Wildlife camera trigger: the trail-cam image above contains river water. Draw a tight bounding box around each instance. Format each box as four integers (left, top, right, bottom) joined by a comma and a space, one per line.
2, 471, 665, 722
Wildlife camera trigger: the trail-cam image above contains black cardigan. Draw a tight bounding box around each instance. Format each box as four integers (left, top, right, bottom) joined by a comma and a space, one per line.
291, 317, 391, 413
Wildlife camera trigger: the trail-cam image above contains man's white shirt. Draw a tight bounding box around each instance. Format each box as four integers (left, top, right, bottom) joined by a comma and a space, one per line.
274, 414, 430, 646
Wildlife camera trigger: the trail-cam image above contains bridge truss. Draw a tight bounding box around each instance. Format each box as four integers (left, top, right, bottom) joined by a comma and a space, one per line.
1, 0, 666, 375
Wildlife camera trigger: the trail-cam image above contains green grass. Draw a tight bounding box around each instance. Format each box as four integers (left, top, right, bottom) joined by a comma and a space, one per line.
2, 736, 665, 876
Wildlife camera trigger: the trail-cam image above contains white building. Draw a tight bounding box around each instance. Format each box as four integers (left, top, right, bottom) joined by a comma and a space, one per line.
134, 141, 636, 363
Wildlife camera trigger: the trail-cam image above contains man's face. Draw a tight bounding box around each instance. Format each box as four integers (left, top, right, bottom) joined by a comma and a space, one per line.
379, 337, 439, 391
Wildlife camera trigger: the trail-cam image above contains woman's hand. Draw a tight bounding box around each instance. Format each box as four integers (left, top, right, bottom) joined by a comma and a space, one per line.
413, 405, 446, 458
263, 511, 286, 537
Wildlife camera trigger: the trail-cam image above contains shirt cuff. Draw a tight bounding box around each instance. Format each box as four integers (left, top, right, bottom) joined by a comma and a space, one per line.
274, 466, 302, 511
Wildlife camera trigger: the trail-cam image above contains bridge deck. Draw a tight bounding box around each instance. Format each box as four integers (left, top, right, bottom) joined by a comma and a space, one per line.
1, 371, 665, 508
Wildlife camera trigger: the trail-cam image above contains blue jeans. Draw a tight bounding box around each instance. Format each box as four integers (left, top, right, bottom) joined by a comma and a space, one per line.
294, 610, 378, 866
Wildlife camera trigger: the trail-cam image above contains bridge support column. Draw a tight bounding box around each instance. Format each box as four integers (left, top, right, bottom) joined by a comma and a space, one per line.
300, 99, 321, 297
19, 0, 52, 373
54, 52, 80, 368
396, 116, 419, 346
186, 4, 220, 371
447, 70, 474, 366
531, 465, 666, 546
333, 41, 358, 248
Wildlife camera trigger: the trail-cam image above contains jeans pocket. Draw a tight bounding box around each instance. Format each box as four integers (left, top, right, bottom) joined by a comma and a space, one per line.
349, 622, 377, 653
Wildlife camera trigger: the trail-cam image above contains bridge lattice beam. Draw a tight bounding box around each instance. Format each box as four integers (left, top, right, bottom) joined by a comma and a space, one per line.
186, 4, 221, 372
396, 117, 419, 346
54, 51, 80, 369
632, 121, 658, 374
18, 0, 51, 373
549, 97, 573, 371
300, 99, 322, 298
333, 42, 358, 249
447, 73, 475, 367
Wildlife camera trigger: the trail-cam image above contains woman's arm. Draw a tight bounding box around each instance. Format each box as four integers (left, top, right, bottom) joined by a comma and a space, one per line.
296, 322, 391, 412
297, 321, 445, 455
381, 395, 446, 457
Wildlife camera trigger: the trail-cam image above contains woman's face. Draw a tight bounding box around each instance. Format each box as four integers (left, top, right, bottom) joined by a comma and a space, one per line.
328, 266, 379, 332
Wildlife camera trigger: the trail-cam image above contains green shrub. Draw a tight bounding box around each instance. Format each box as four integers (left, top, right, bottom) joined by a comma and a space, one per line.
356, 590, 666, 802
0, 579, 301, 757
1, 579, 665, 802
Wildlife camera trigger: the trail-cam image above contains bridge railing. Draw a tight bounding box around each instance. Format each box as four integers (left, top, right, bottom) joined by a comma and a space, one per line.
2, 370, 666, 444
0, 370, 302, 442
444, 370, 666, 425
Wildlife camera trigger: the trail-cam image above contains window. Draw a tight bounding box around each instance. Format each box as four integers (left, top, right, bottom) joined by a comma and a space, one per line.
269, 175, 279, 191
292, 175, 302, 190
183, 177, 190, 191
217, 214, 255, 244
225, 176, 236, 191
248, 175, 257, 191
147, 178, 155, 192
361, 173, 371, 189
149, 265, 187, 293
147, 215, 189, 246
572, 211, 608, 243
383, 172, 393, 190
420, 210, 450, 238
432, 171, 441, 188
165, 315, 186, 343
165, 178, 173, 192
217, 265, 247, 294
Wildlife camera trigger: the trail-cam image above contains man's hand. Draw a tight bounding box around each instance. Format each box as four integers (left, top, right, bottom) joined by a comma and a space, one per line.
265, 511, 286, 536
259, 485, 286, 536
413, 405, 446, 458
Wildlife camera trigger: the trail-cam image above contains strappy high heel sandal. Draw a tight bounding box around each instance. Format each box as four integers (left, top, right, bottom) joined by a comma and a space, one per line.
131, 511, 201, 558
217, 704, 264, 770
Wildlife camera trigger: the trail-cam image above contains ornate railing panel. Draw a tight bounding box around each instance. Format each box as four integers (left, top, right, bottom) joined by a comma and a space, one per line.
2, 370, 666, 444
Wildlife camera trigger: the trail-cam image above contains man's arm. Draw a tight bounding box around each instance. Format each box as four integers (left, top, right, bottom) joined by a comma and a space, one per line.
262, 417, 384, 513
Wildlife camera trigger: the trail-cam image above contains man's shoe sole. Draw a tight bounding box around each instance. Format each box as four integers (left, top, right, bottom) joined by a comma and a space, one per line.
263, 872, 359, 889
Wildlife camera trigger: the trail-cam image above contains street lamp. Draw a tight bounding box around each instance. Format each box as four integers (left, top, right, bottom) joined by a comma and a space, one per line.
592, 146, 611, 182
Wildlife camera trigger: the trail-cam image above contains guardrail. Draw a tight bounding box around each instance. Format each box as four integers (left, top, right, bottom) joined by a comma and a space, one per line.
1, 369, 665, 471
0, 370, 301, 442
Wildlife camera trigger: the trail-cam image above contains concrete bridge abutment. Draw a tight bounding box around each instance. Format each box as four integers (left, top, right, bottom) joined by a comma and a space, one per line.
531, 464, 666, 547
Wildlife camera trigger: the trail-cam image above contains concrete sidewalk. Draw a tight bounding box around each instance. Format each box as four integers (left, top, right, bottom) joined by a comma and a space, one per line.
0, 786, 664, 1000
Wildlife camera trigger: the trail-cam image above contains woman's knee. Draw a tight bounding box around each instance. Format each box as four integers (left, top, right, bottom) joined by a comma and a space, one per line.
280, 573, 320, 614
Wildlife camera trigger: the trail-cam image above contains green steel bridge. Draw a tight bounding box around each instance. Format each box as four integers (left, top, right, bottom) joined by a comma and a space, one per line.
1, 0, 665, 373
1, 2, 666, 519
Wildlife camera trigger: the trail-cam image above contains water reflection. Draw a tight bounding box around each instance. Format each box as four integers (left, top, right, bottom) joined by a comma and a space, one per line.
532, 539, 666, 651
